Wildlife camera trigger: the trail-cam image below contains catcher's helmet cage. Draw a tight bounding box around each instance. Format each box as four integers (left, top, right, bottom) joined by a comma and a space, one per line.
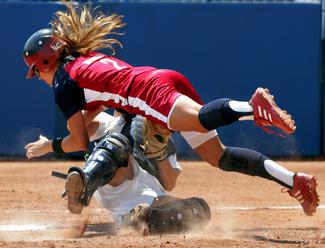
23, 28, 63, 79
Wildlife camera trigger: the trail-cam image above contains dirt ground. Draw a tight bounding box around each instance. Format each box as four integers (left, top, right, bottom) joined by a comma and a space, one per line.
0, 160, 324, 247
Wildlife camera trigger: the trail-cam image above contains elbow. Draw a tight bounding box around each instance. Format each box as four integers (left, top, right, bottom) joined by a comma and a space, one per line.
79, 139, 89, 151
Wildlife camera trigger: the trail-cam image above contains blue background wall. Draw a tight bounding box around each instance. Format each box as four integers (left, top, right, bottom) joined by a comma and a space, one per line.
0, 2, 321, 158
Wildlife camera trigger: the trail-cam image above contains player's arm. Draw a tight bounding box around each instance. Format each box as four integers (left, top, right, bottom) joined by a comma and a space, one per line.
62, 111, 89, 151
156, 156, 181, 191
25, 111, 89, 159
142, 119, 181, 191
82, 106, 107, 126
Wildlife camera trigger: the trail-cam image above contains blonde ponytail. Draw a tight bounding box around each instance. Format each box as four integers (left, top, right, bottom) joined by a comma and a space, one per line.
50, 2, 126, 55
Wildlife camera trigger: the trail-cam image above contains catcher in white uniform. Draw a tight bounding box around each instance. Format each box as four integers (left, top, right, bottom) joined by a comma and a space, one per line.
63, 112, 211, 234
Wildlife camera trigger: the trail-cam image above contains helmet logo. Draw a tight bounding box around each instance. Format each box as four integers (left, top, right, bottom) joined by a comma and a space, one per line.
50, 41, 62, 51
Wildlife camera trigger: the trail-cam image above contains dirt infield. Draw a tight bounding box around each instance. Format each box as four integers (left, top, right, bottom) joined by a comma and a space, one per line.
0, 160, 324, 247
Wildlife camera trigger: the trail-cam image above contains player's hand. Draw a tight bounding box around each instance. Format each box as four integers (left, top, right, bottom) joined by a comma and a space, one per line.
25, 135, 52, 159
142, 119, 172, 161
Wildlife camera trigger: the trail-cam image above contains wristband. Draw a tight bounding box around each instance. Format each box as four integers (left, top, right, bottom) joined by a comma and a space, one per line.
52, 137, 65, 154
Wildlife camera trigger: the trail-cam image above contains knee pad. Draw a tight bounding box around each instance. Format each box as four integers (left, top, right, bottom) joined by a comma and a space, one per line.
95, 132, 131, 167
219, 147, 290, 187
219, 147, 266, 176
198, 98, 231, 130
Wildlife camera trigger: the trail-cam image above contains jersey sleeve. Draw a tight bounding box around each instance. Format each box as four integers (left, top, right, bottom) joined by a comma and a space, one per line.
53, 67, 85, 120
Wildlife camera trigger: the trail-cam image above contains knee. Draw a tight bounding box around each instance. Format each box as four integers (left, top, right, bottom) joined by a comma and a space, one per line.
97, 132, 131, 167
192, 136, 225, 167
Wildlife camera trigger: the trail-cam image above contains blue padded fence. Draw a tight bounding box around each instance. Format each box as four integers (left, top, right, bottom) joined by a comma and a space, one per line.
0, 2, 321, 157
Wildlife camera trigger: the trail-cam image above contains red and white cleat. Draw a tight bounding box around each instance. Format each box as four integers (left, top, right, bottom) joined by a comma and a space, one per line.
249, 87, 296, 136
287, 173, 319, 216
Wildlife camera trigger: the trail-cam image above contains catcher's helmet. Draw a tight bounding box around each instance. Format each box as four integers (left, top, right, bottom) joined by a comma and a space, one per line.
23, 28, 63, 79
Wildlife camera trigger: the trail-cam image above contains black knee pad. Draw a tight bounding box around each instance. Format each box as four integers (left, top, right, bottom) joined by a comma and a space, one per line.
219, 147, 267, 176
198, 98, 231, 130
147, 197, 211, 234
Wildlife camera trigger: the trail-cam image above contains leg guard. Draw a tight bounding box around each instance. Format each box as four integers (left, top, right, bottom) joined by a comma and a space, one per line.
147, 196, 211, 234
68, 132, 131, 206
219, 147, 290, 187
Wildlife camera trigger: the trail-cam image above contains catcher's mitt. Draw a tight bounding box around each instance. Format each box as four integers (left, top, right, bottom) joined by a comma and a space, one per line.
142, 119, 172, 161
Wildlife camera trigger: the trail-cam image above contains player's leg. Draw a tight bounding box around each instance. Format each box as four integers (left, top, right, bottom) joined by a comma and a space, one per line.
65, 132, 131, 214
185, 134, 319, 216
183, 132, 296, 189
218, 146, 319, 216
168, 88, 295, 135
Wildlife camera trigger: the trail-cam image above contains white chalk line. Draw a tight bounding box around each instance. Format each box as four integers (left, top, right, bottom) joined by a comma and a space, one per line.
2, 204, 325, 214
0, 205, 323, 232
0, 224, 48, 232
212, 205, 325, 211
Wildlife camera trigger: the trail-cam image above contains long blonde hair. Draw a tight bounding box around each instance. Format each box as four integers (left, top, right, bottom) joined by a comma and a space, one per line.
50, 2, 126, 55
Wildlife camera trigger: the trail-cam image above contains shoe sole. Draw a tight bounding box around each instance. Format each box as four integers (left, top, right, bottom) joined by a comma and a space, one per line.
307, 176, 320, 215
257, 88, 296, 134
65, 172, 84, 214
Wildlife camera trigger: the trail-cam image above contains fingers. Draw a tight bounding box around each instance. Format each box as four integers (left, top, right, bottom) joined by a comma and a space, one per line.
25, 135, 48, 151
26, 149, 34, 159
25, 135, 49, 159
24, 143, 31, 150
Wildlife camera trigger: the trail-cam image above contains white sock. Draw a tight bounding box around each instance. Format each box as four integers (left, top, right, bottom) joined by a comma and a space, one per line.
264, 159, 294, 187
228, 101, 254, 121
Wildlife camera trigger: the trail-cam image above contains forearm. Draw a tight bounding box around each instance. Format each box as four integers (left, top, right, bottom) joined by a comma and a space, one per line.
157, 158, 180, 191
25, 111, 89, 159
39, 135, 89, 155
59, 135, 89, 153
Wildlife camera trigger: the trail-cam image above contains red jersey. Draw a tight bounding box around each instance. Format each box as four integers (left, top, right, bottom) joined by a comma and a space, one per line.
53, 52, 202, 128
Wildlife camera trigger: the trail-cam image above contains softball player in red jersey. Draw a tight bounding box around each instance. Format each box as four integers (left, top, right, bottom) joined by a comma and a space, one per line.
23, 3, 318, 216
63, 52, 202, 129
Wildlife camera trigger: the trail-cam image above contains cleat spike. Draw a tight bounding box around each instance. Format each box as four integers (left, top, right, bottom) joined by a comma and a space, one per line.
250, 87, 296, 135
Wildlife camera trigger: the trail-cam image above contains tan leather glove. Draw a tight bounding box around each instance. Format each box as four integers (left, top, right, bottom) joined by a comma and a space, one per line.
142, 119, 172, 161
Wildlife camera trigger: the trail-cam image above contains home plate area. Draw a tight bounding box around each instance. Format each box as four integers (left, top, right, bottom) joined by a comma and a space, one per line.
0, 161, 324, 247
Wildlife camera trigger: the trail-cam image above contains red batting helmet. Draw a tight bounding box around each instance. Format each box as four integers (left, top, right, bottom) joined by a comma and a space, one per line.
23, 28, 63, 79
